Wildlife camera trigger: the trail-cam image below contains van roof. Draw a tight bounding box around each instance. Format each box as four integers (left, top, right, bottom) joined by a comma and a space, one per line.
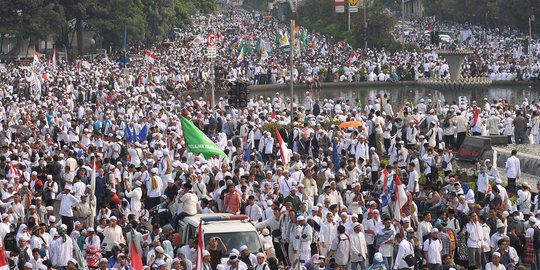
183, 214, 256, 233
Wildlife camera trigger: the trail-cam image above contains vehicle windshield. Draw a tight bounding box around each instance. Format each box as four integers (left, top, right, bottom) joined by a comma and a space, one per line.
204, 231, 262, 257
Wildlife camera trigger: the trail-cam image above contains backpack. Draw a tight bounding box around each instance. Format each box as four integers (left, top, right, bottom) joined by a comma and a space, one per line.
445, 230, 457, 254
390, 122, 398, 137
3, 232, 16, 251
443, 118, 451, 128
533, 226, 540, 249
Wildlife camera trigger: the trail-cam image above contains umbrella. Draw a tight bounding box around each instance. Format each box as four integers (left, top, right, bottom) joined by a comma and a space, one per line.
338, 121, 363, 129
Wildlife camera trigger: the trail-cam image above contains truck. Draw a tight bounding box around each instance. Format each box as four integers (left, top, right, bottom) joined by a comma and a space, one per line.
179, 214, 264, 263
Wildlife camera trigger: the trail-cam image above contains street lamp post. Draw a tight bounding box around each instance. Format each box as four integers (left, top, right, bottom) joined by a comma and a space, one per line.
364, 1, 367, 50
401, 0, 405, 54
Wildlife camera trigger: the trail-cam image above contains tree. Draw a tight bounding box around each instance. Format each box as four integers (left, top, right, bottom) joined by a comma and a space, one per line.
0, 0, 66, 53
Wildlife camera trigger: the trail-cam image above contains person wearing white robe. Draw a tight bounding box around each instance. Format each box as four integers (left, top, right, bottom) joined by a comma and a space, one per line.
350, 223, 369, 270
50, 225, 74, 268
125, 181, 143, 219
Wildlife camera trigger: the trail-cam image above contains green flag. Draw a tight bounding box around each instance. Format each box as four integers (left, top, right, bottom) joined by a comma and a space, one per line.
181, 116, 226, 158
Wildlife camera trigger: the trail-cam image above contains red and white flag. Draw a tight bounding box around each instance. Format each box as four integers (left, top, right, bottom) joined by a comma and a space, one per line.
275, 128, 290, 167
472, 105, 479, 127
349, 51, 357, 64
392, 174, 408, 221
145, 52, 156, 64
33, 50, 41, 64
8, 162, 19, 178
194, 221, 204, 270
0, 244, 9, 270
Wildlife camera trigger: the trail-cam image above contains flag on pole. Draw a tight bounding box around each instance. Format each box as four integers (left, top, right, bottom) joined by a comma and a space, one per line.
243, 143, 252, 161
131, 229, 144, 270
332, 138, 340, 173
0, 244, 8, 270
145, 52, 156, 64
181, 116, 227, 159
349, 51, 357, 63
195, 221, 204, 270
260, 47, 269, 63
52, 46, 57, 70
392, 174, 408, 221
138, 124, 148, 142
125, 125, 134, 143
33, 50, 41, 64
381, 180, 394, 208
122, 26, 127, 51
90, 160, 96, 228
472, 105, 479, 127
275, 128, 290, 167
280, 32, 290, 48
237, 46, 245, 62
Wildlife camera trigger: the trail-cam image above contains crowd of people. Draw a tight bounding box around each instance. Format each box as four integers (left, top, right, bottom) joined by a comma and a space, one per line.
0, 4, 540, 270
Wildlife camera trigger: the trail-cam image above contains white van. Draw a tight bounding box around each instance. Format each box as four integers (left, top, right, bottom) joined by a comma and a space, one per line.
179, 214, 263, 261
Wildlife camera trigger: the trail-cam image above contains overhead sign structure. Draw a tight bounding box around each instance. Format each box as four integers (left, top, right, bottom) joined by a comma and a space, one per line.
335, 0, 345, 13
207, 33, 217, 46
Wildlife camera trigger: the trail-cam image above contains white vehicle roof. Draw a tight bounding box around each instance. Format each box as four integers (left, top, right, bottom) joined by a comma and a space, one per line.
183, 214, 255, 233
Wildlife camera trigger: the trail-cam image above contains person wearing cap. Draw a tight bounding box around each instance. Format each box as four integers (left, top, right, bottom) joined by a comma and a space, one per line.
227, 253, 248, 270
125, 178, 143, 219
253, 253, 269, 270
326, 225, 351, 269
42, 175, 58, 207
147, 167, 163, 209
489, 223, 507, 252
465, 212, 484, 269
102, 215, 125, 252
84, 226, 101, 249
293, 215, 313, 265
350, 222, 368, 270
50, 224, 74, 268
56, 185, 81, 235
423, 228, 443, 270
66, 258, 78, 270
485, 252, 505, 270
112, 252, 132, 269
239, 245, 257, 269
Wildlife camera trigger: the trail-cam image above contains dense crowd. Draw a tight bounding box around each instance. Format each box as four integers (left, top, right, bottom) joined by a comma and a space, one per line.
1, 5, 540, 270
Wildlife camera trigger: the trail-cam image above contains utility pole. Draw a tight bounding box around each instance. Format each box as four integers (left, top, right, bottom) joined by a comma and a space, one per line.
401, 0, 405, 53
530, 15, 535, 65
348, 2, 351, 31
290, 19, 295, 124
364, 1, 367, 50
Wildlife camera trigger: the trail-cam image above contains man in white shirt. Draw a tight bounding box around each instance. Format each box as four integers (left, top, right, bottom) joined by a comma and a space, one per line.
505, 150, 521, 192
394, 231, 415, 270
423, 228, 443, 270
466, 212, 484, 270
56, 186, 80, 235
245, 196, 263, 222
407, 163, 419, 194
485, 252, 505, 270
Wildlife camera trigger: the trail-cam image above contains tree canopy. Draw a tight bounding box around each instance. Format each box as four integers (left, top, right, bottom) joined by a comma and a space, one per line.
422, 0, 539, 34
0, 0, 216, 54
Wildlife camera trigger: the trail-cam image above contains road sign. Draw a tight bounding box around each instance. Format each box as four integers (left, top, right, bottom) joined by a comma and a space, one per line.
207, 33, 217, 46
207, 46, 217, 59
335, 0, 345, 13
349, 0, 359, 12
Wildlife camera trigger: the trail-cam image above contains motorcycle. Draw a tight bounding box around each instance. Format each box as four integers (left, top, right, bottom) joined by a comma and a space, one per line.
85, 246, 103, 268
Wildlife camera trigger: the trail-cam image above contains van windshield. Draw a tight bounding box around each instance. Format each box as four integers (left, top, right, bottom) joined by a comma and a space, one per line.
204, 231, 263, 257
